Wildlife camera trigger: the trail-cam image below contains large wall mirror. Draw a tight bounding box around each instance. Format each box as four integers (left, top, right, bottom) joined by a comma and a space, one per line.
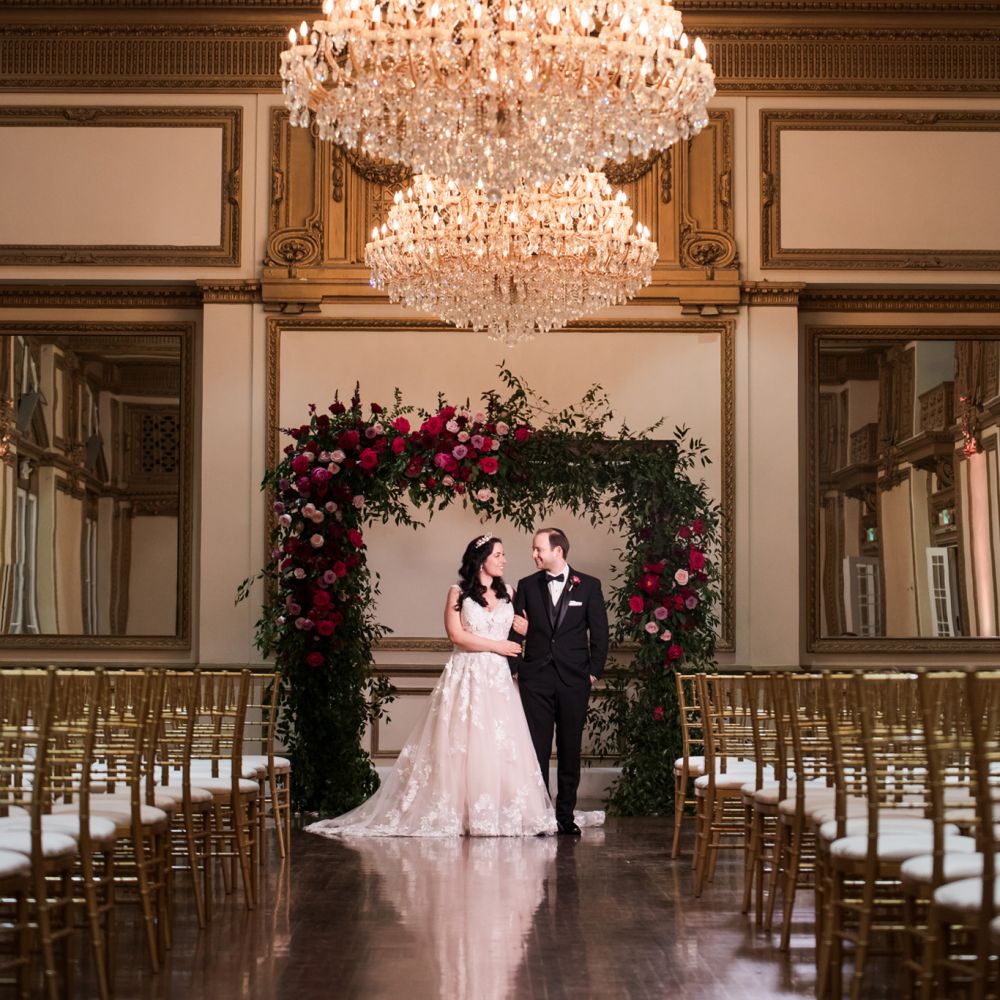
806, 326, 1000, 652
0, 323, 193, 649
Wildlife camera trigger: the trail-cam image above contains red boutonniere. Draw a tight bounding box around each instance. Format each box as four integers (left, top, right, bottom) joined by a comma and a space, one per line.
568, 574, 582, 592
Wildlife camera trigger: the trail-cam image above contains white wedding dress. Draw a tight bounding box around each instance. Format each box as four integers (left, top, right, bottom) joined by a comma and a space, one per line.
306, 592, 603, 837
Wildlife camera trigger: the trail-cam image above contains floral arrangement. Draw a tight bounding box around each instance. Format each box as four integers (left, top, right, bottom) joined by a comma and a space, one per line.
242, 369, 719, 817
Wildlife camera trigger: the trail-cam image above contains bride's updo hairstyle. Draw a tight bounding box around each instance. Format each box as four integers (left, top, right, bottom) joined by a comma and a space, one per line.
455, 534, 511, 610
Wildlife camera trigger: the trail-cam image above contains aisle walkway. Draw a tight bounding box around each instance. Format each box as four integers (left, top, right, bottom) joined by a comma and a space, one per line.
87, 818, 896, 999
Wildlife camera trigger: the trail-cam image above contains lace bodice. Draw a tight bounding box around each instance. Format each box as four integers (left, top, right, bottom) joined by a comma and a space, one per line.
457, 592, 515, 641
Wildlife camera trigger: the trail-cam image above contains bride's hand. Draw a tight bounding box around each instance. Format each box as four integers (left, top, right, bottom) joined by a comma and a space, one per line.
511, 613, 528, 636
497, 639, 523, 657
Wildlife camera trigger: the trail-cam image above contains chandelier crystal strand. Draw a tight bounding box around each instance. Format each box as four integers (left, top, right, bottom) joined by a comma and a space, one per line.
281, 1, 715, 190
364, 172, 658, 345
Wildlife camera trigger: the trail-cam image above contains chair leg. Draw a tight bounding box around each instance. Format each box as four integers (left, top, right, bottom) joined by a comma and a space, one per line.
671, 767, 687, 860
849, 875, 877, 1000
270, 771, 287, 860
741, 804, 758, 915
765, 820, 787, 933
779, 821, 803, 951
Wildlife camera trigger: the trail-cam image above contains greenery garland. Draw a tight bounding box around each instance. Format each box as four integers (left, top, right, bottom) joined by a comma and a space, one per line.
239, 368, 720, 817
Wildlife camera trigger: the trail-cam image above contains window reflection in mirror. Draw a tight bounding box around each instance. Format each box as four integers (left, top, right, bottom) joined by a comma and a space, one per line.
1, 332, 183, 637
815, 335, 1000, 641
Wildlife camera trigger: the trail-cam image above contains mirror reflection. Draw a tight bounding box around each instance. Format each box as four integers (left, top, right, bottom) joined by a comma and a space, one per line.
0, 333, 183, 636
816, 336, 1000, 640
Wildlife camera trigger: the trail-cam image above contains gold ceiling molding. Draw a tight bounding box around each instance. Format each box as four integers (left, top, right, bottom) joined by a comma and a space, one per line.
0, 282, 202, 309
741, 281, 806, 306
2, 0, 996, 8
800, 286, 1000, 312
1, 20, 997, 94
265, 315, 736, 651
0, 105, 242, 267
761, 109, 1000, 271
196, 279, 261, 303
262, 107, 739, 313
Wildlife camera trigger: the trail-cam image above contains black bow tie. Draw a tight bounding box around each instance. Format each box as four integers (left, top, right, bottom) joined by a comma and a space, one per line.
545, 572, 565, 584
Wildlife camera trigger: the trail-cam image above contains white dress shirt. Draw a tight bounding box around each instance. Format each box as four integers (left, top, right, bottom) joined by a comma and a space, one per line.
547, 566, 569, 606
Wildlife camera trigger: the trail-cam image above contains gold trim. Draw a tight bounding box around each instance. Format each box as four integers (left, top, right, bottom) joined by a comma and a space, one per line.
266, 316, 736, 651
741, 281, 806, 306
2, 21, 998, 95
804, 323, 1000, 654
0, 321, 194, 651
196, 279, 261, 304
800, 286, 1000, 313
0, 106, 242, 267
761, 110, 1000, 271
0, 282, 202, 309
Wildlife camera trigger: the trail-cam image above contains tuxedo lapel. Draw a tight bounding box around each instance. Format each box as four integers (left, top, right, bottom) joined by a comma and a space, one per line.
539, 572, 556, 628
552, 569, 574, 633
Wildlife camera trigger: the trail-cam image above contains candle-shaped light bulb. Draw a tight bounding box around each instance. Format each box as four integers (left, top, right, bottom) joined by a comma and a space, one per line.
371, 227, 379, 240
300, 21, 309, 36
693, 36, 707, 60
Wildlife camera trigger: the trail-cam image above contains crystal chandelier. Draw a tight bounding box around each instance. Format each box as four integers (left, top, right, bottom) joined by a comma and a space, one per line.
281, 0, 715, 190
364, 172, 658, 344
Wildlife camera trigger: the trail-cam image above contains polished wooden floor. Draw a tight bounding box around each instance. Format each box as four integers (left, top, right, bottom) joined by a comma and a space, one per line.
75, 818, 901, 999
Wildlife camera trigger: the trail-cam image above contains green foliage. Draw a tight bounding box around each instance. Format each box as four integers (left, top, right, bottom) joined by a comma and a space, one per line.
239, 366, 720, 817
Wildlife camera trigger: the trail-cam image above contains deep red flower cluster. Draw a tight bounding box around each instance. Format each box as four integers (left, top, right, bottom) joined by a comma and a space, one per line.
626, 519, 710, 669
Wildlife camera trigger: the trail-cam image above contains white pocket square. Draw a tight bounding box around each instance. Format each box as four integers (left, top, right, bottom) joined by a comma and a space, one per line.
569, 600, 584, 607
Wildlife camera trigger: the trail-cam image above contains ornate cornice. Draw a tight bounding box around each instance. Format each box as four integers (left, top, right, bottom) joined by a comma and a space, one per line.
741, 281, 806, 306
0, 282, 202, 309
800, 286, 1000, 312
2, 0, 995, 8
196, 279, 261, 303
1, 21, 996, 94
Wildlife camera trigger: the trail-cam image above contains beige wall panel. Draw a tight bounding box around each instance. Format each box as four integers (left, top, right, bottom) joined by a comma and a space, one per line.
779, 130, 1000, 253
0, 127, 222, 247
54, 490, 82, 634
275, 324, 725, 642
127, 516, 178, 635
880, 483, 919, 637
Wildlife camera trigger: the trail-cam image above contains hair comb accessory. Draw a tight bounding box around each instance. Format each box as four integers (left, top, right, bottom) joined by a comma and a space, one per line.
475, 533, 494, 548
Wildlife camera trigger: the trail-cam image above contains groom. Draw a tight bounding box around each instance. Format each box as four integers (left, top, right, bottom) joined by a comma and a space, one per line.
508, 528, 609, 835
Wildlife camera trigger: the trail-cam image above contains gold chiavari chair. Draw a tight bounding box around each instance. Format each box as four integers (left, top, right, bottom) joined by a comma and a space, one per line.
741, 673, 788, 927
672, 672, 706, 860
928, 669, 1000, 1000
154, 670, 215, 928
0, 669, 79, 1000
769, 672, 836, 946
901, 670, 987, 999
187, 670, 258, 909
244, 671, 292, 861
817, 673, 976, 1000
693, 673, 757, 897
0, 845, 31, 1000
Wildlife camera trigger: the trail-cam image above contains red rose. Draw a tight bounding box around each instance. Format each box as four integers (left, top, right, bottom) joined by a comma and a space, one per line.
479, 456, 499, 475
405, 458, 424, 477
653, 706, 665, 722
454, 482, 466, 494
338, 429, 360, 451
391, 417, 411, 434
347, 528, 364, 548
315, 620, 336, 637
639, 573, 659, 595
391, 436, 406, 455
667, 643, 683, 662
628, 595, 645, 614
642, 562, 666, 575
439, 405, 456, 420
692, 518, 705, 534
481, 437, 493, 451
426, 476, 437, 487
678, 526, 693, 539
370, 402, 383, 414
333, 560, 347, 577
313, 590, 332, 609
329, 401, 346, 415
514, 426, 530, 443
689, 549, 705, 571
423, 416, 444, 436
305, 652, 325, 668
291, 454, 311, 475
359, 448, 379, 470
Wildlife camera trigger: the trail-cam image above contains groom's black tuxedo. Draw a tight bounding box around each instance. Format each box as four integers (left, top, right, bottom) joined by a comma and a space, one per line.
508, 568, 609, 827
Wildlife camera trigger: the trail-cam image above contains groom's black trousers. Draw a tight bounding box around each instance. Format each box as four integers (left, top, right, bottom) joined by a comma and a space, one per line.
518, 668, 590, 826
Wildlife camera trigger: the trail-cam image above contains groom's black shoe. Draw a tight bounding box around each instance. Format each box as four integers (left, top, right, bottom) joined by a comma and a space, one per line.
557, 821, 582, 836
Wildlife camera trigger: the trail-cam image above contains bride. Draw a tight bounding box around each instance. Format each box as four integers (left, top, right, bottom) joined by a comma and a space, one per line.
306, 533, 603, 837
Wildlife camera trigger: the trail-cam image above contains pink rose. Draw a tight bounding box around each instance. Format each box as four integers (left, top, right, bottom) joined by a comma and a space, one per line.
476, 487, 492, 501
674, 569, 690, 586
659, 629, 672, 642
457, 431, 470, 443
278, 513, 292, 528
473, 411, 486, 423
452, 444, 468, 460
496, 422, 509, 436
331, 450, 346, 464
644, 621, 659, 635
685, 595, 698, 610
353, 495, 365, 509
471, 435, 485, 450
446, 419, 460, 434
653, 605, 669, 621
309, 534, 324, 548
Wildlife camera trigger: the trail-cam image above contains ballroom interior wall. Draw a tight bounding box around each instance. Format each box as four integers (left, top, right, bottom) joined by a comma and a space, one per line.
1, 5, 999, 685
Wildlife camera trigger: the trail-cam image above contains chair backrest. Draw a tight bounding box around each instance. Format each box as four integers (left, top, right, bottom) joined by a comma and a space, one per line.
780, 672, 834, 814
965, 670, 1000, 923
189, 670, 251, 781
675, 671, 704, 766
698, 673, 754, 781
745, 673, 784, 793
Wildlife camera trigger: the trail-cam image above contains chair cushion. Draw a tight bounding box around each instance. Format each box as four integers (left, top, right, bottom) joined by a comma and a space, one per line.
809, 798, 871, 825
933, 875, 1000, 913
696, 771, 756, 792
191, 758, 264, 781
242, 754, 291, 774
819, 816, 958, 843
0, 848, 31, 879
152, 783, 214, 805
94, 789, 181, 813
0, 813, 117, 844
830, 833, 976, 864
0, 830, 78, 858
900, 852, 994, 888
186, 776, 259, 797
778, 787, 838, 817
53, 801, 168, 827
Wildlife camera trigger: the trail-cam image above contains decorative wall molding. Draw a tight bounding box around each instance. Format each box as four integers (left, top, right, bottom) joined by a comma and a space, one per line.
0, 105, 242, 267
196, 279, 261, 303
761, 109, 1000, 271
1, 19, 997, 95
266, 316, 736, 651
800, 286, 1000, 313
741, 281, 805, 306
0, 282, 202, 309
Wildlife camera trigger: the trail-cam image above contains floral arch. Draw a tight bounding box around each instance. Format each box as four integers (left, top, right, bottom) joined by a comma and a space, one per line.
241, 370, 720, 817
